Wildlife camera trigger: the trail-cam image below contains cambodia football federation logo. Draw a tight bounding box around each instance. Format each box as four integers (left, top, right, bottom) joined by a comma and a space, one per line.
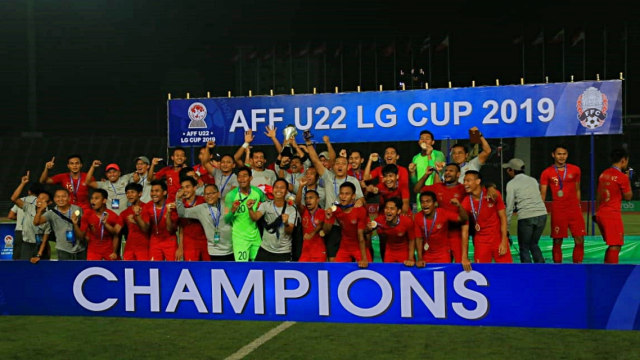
187, 102, 208, 129
577, 87, 608, 130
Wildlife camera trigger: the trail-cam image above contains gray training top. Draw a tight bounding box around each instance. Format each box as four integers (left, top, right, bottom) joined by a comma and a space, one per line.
176, 200, 233, 256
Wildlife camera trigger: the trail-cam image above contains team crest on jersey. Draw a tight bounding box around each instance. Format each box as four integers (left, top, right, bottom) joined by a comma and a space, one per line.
187, 102, 208, 129
577, 87, 608, 130
436, 224, 442, 229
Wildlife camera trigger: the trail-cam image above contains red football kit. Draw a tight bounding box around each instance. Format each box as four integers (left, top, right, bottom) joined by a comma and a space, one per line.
120, 203, 150, 260
82, 208, 123, 261
413, 208, 459, 263
370, 165, 410, 195
141, 201, 179, 261
51, 172, 92, 210
154, 166, 183, 201
299, 207, 327, 262
348, 169, 365, 183
193, 164, 215, 185
540, 164, 586, 238
461, 189, 512, 263
374, 214, 414, 263
325, 206, 372, 262
420, 182, 466, 262
180, 196, 210, 261
596, 167, 632, 247
376, 182, 410, 214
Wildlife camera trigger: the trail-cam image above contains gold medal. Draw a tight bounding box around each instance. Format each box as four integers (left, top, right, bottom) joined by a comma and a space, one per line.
74, 210, 80, 217
475, 223, 481, 232
557, 190, 564, 197
319, 230, 325, 237
423, 242, 429, 251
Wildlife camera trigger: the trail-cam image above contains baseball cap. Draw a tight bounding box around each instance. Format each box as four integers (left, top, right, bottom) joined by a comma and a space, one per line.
318, 151, 329, 159
136, 156, 150, 165
105, 163, 121, 172
502, 158, 525, 171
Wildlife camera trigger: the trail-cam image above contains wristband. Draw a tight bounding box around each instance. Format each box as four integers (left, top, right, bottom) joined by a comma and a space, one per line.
242, 142, 250, 149
36, 254, 41, 258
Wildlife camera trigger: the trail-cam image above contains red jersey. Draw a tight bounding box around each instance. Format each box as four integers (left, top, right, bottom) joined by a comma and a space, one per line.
194, 164, 215, 185
413, 208, 458, 253
374, 214, 414, 253
376, 182, 410, 213
50, 172, 92, 208
348, 169, 365, 182
179, 196, 207, 244
370, 165, 410, 194
154, 166, 183, 201
302, 207, 325, 239
540, 164, 581, 208
82, 208, 123, 254
597, 167, 632, 215
326, 206, 368, 250
420, 183, 466, 212
141, 201, 179, 243
462, 189, 505, 245
119, 202, 150, 251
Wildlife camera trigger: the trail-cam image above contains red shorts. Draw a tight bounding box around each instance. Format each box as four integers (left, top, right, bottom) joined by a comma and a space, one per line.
384, 250, 409, 263
334, 247, 372, 263
150, 241, 178, 261
422, 250, 452, 264
448, 227, 462, 263
473, 243, 513, 263
596, 214, 624, 246
299, 239, 327, 262
551, 206, 586, 238
183, 240, 210, 261
123, 247, 150, 261
87, 250, 115, 261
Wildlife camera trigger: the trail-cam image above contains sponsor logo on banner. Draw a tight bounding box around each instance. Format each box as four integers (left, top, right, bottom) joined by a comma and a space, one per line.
187, 102, 208, 129
577, 87, 608, 129
4, 235, 13, 248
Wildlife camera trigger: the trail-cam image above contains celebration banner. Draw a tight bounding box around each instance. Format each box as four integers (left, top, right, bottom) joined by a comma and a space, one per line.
1, 261, 639, 330
167, 80, 622, 147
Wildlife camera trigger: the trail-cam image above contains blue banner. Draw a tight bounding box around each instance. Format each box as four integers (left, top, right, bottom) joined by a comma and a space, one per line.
1, 262, 639, 330
167, 80, 622, 147
0, 223, 15, 260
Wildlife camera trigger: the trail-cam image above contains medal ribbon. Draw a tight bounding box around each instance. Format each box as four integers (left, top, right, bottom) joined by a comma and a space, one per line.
422, 211, 438, 241
554, 165, 568, 190
153, 203, 166, 234
69, 174, 81, 199
469, 190, 483, 227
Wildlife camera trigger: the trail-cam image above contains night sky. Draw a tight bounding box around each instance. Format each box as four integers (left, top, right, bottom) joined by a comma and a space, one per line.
1, 0, 638, 137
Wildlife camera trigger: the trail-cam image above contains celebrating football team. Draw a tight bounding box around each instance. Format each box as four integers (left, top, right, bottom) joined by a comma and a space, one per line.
8, 126, 633, 268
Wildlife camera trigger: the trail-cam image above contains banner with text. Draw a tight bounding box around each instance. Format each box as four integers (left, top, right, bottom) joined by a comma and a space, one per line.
1, 262, 638, 330
167, 80, 622, 147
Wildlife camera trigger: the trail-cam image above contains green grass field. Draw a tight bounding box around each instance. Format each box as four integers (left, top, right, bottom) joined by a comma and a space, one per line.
0, 316, 639, 360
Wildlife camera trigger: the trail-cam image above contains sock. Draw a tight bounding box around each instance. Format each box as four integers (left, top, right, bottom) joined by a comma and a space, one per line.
605, 247, 620, 264
573, 243, 584, 263
552, 242, 563, 263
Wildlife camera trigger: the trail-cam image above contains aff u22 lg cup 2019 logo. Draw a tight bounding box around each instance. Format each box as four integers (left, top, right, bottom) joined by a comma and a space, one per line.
187, 102, 208, 129
577, 87, 608, 130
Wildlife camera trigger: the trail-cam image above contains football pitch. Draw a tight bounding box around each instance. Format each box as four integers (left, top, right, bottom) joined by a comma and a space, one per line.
0, 316, 639, 359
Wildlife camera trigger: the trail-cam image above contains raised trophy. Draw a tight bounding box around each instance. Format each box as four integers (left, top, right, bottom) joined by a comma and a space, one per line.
281, 125, 298, 157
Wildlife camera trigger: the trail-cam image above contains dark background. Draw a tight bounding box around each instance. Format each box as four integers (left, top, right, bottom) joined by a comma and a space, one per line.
1, 0, 638, 136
